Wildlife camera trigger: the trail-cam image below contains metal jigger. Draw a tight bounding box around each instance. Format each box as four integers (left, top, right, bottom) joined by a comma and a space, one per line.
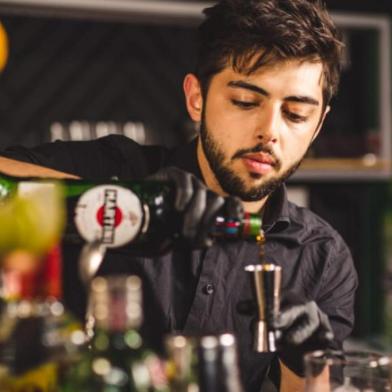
245, 264, 282, 352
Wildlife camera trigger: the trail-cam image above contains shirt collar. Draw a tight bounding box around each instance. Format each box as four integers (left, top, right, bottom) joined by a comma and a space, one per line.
169, 138, 290, 233
262, 184, 290, 233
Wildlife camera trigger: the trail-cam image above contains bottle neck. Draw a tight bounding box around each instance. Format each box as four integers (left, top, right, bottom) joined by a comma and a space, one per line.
212, 212, 263, 241
0, 172, 102, 199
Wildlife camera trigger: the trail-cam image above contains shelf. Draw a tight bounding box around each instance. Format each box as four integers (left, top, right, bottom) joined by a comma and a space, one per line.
291, 158, 392, 182
0, 0, 212, 24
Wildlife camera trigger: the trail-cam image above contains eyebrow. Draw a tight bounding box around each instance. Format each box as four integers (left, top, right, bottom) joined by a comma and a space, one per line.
227, 80, 320, 106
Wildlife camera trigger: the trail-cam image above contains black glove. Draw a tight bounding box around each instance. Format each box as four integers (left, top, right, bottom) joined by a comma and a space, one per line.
274, 301, 334, 346
236, 294, 335, 376
148, 167, 243, 248
273, 296, 335, 376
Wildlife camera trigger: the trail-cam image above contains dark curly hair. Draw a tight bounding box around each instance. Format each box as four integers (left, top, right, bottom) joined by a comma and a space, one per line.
195, 0, 343, 108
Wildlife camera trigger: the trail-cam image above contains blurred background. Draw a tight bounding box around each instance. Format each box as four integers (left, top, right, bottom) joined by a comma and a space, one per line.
0, 0, 390, 347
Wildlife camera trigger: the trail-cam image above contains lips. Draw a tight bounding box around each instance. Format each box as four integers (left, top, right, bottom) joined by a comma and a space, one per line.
241, 153, 277, 175
243, 153, 276, 166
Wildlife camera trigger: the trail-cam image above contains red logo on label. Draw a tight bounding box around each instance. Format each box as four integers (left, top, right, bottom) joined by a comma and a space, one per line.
95, 189, 124, 245
96, 205, 123, 228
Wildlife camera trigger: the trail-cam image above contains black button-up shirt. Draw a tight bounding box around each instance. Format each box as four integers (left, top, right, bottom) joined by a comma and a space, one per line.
2, 135, 358, 390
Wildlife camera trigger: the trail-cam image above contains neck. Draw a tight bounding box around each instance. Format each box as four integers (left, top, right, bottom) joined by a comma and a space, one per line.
196, 138, 269, 214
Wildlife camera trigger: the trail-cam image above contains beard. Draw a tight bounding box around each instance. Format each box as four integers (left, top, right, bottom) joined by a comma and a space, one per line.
199, 117, 305, 202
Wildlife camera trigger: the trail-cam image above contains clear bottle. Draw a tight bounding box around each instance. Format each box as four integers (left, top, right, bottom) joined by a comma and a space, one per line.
60, 275, 168, 392
165, 333, 243, 392
218, 334, 243, 392
165, 335, 198, 392
0, 172, 263, 252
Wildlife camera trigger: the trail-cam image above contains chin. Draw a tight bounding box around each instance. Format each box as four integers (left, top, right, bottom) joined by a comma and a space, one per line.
248, 172, 263, 180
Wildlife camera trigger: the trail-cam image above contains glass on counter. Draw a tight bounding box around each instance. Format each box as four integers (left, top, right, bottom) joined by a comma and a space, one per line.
304, 350, 392, 392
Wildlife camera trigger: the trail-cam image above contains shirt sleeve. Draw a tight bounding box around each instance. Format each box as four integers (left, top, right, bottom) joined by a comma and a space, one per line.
316, 230, 358, 345
0, 135, 169, 179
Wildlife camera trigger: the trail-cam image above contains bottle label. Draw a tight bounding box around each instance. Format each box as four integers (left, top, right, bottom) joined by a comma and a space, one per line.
74, 185, 143, 248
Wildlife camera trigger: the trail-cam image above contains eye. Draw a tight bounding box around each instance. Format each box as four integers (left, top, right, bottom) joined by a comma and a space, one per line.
231, 99, 258, 110
284, 110, 308, 123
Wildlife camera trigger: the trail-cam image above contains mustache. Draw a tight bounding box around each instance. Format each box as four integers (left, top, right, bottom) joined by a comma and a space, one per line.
232, 143, 281, 168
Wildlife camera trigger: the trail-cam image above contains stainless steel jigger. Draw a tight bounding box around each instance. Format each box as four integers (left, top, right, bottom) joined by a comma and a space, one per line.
245, 263, 282, 352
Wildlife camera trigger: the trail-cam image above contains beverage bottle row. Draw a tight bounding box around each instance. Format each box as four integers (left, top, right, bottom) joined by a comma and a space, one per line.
166, 334, 243, 392
0, 172, 263, 254
0, 268, 245, 391
61, 274, 244, 392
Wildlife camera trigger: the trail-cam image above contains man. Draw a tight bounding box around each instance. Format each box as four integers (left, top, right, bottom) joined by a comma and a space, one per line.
0, 0, 357, 390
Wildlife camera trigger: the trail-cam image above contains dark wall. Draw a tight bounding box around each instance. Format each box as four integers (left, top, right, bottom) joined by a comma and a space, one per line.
0, 15, 197, 148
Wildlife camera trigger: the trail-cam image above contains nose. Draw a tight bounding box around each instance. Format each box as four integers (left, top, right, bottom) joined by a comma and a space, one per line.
255, 104, 280, 144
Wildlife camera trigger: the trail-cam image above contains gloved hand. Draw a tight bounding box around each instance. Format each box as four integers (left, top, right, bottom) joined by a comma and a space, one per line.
274, 300, 334, 346
273, 295, 335, 376
148, 167, 243, 248
236, 294, 335, 376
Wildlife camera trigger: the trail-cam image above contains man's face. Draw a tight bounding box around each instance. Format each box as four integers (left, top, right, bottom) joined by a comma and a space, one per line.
196, 59, 326, 201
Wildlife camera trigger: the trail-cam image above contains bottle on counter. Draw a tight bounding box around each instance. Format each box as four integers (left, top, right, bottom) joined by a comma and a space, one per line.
165, 333, 243, 392
0, 173, 264, 253
60, 275, 168, 392
198, 334, 243, 392
165, 335, 198, 392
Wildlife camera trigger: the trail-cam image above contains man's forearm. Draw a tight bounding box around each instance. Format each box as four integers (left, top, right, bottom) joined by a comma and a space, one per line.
280, 359, 331, 392
0, 156, 79, 179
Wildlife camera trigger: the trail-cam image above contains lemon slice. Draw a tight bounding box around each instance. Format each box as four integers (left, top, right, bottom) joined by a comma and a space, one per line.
0, 183, 65, 256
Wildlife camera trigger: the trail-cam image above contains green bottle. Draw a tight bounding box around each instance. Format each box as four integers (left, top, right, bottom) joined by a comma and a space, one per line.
60, 275, 168, 392
0, 172, 263, 252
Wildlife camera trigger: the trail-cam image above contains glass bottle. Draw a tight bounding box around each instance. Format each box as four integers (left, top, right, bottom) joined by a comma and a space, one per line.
0, 172, 264, 252
165, 335, 198, 392
165, 333, 244, 392
60, 275, 168, 392
217, 334, 243, 392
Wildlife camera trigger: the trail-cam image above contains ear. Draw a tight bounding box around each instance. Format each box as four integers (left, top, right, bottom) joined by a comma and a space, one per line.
183, 73, 203, 122
311, 105, 330, 143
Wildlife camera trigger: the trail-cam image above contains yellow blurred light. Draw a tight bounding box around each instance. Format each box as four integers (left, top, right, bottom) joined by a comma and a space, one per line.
0, 22, 8, 72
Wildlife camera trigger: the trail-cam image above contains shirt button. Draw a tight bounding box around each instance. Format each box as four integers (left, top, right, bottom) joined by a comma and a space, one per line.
204, 283, 215, 295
